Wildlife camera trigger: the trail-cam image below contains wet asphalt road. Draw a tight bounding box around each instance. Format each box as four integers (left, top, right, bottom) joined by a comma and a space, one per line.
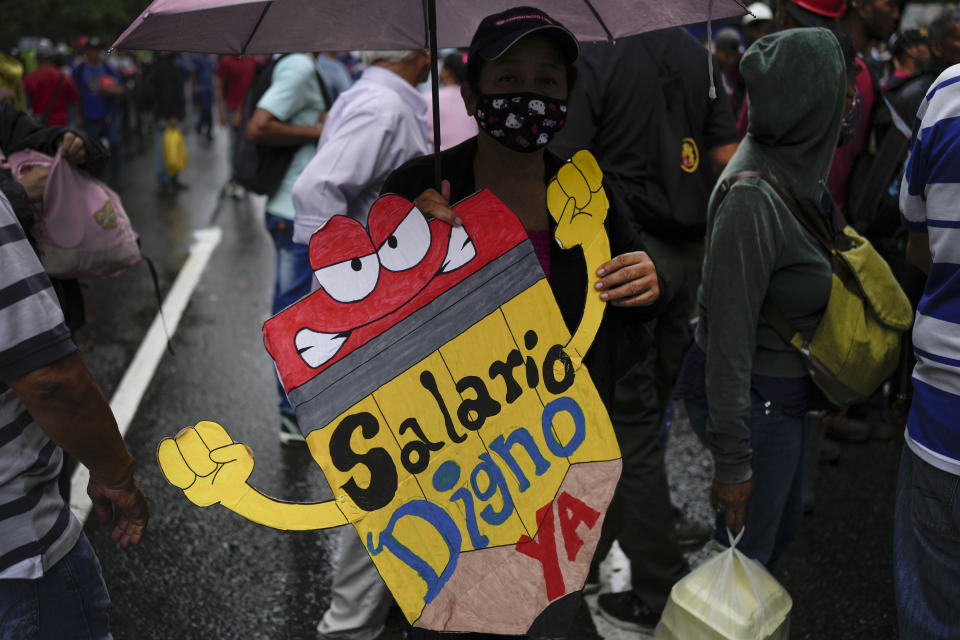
73, 119, 901, 639
76, 123, 343, 639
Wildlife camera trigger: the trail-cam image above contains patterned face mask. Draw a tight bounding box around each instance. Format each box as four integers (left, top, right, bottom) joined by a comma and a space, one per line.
474, 92, 568, 153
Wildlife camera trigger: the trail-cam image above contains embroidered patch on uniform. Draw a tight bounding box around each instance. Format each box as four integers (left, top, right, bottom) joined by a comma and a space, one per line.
681, 137, 699, 173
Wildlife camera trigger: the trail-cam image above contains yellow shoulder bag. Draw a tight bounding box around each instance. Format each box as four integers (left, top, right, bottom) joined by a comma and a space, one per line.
718, 171, 914, 407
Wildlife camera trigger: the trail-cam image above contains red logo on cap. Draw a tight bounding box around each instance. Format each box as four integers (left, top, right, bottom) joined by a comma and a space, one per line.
495, 13, 553, 27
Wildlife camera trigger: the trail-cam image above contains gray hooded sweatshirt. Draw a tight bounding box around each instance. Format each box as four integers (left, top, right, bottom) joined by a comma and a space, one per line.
695, 28, 845, 484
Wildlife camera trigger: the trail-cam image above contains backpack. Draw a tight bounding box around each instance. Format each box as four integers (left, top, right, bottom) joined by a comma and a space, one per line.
2, 148, 140, 278
233, 54, 330, 196
846, 73, 930, 241
717, 171, 914, 407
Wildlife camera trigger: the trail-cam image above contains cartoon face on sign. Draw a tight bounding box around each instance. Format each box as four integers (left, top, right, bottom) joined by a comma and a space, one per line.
283, 196, 476, 377
157, 153, 621, 635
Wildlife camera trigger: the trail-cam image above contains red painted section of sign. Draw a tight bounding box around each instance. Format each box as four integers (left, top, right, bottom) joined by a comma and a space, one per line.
263, 190, 529, 392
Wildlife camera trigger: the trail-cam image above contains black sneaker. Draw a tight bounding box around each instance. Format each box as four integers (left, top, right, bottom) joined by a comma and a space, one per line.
279, 413, 306, 446
597, 590, 660, 632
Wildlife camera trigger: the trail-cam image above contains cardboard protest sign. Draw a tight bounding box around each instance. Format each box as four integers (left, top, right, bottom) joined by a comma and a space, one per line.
157, 151, 622, 634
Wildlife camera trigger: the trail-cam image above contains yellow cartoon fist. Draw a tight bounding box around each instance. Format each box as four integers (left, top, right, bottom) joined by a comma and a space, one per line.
157, 421, 254, 509
547, 150, 609, 250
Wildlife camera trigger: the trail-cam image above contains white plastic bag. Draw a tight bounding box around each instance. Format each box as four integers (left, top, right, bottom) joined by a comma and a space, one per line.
655, 529, 792, 640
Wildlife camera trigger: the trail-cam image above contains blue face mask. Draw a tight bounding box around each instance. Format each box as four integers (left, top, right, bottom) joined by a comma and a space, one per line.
474, 92, 568, 153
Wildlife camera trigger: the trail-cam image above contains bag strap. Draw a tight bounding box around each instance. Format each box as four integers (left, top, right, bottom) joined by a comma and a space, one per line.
718, 170, 834, 250
41, 74, 65, 125
715, 170, 818, 349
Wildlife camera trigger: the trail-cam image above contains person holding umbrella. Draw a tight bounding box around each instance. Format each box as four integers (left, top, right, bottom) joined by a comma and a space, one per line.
383, 7, 665, 636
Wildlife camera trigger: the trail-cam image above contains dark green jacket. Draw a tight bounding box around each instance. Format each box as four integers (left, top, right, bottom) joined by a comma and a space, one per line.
695, 29, 844, 483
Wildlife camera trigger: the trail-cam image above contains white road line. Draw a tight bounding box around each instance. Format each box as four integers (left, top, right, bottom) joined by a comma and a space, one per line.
70, 227, 223, 522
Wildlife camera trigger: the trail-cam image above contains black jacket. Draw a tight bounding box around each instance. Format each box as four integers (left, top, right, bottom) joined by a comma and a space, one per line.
846, 70, 934, 245
380, 137, 666, 410
148, 55, 187, 121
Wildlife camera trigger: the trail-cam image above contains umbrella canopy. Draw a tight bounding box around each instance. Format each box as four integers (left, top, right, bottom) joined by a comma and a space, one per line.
114, 0, 747, 53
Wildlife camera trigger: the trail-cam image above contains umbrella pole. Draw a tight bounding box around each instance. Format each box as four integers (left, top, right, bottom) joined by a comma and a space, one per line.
426, 0, 442, 190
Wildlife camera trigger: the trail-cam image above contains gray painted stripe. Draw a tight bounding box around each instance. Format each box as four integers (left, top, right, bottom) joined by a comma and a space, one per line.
292, 243, 544, 433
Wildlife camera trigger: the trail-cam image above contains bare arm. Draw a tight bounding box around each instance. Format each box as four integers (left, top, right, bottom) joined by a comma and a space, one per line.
6, 352, 148, 547
906, 232, 931, 275
246, 107, 323, 147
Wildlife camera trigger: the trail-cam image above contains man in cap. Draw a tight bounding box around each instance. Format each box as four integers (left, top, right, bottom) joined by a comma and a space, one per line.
742, 2, 774, 47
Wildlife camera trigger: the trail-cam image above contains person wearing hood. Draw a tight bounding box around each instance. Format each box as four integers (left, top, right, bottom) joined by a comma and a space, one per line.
678, 28, 846, 565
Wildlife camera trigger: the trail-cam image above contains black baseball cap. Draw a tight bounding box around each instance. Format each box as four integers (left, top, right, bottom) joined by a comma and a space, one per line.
468, 7, 579, 64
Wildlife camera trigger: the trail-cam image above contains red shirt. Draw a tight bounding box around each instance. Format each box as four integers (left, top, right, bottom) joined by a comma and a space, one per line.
23, 64, 78, 126
216, 55, 257, 111
827, 57, 876, 213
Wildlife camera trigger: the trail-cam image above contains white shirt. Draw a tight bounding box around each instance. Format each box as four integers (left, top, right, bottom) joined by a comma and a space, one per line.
292, 65, 428, 244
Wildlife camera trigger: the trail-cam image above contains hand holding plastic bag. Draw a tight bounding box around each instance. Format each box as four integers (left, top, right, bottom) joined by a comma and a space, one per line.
656, 528, 792, 640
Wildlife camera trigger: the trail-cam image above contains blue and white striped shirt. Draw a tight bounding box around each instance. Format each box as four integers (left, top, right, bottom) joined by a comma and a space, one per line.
900, 64, 960, 476
0, 193, 81, 578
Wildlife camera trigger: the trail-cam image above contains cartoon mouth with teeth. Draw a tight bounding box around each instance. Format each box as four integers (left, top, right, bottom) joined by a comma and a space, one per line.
263, 192, 524, 393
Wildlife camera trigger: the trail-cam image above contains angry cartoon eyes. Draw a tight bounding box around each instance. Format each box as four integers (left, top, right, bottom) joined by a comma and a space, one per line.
313, 208, 432, 303
314, 254, 380, 303
377, 207, 430, 272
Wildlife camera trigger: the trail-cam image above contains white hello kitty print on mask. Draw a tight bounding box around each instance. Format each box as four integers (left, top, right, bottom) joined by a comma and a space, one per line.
475, 92, 567, 153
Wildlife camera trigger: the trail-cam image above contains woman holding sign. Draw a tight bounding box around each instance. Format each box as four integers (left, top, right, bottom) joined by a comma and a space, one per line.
384, 7, 664, 411
382, 6, 666, 639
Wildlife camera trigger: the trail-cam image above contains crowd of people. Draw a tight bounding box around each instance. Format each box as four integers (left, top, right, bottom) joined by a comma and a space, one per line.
1, 1, 958, 638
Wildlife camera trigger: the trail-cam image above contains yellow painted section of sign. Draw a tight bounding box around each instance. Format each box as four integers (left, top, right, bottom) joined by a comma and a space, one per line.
439, 307, 568, 539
